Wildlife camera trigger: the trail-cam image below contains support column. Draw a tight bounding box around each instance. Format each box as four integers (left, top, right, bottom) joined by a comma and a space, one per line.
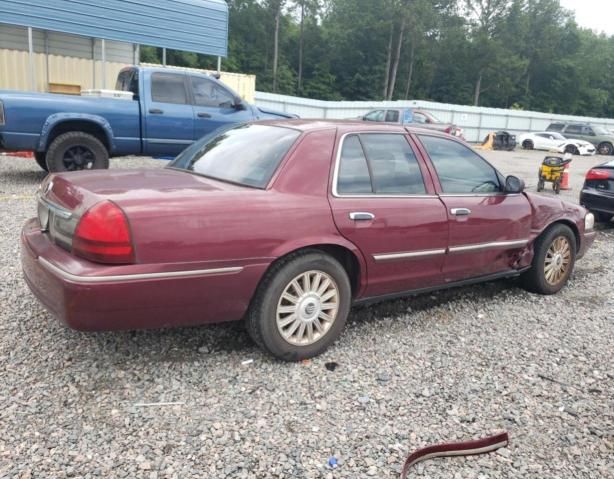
162, 48, 167, 66
28, 27, 35, 91
217, 56, 221, 73
44, 30, 49, 91
91, 38, 96, 89
101, 39, 106, 89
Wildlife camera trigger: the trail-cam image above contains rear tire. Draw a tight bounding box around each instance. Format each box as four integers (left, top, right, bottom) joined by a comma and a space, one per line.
46, 132, 109, 172
537, 178, 545, 192
597, 142, 613, 156
521, 224, 576, 295
34, 152, 48, 172
246, 250, 351, 361
522, 140, 534, 150
553, 180, 561, 194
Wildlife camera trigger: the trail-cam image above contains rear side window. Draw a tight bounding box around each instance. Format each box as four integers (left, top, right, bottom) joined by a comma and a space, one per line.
151, 73, 188, 104
336, 134, 426, 195
360, 134, 425, 194
419, 135, 501, 194
337, 136, 373, 194
385, 110, 400, 123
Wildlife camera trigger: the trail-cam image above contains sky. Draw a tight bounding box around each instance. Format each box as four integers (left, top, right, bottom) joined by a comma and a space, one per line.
559, 0, 614, 35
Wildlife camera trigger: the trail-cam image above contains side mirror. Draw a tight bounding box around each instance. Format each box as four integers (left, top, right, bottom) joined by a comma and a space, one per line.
234, 99, 246, 111
505, 175, 525, 194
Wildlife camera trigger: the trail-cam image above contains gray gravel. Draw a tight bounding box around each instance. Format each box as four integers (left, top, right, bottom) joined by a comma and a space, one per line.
0, 152, 612, 478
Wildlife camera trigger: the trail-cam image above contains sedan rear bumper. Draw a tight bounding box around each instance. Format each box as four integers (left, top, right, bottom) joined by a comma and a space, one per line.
580, 188, 614, 215
21, 218, 268, 331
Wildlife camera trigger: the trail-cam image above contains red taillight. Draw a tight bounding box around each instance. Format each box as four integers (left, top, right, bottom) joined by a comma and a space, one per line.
444, 126, 453, 134
72, 201, 135, 264
586, 169, 609, 180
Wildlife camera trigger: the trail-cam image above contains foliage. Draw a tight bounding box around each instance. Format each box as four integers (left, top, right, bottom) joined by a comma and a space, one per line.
142, 0, 614, 117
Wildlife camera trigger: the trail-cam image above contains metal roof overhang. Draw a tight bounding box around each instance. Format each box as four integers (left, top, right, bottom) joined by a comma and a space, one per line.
0, 0, 228, 57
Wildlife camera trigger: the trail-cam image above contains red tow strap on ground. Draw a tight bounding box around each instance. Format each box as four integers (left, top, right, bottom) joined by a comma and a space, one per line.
0, 151, 34, 158
400, 432, 509, 478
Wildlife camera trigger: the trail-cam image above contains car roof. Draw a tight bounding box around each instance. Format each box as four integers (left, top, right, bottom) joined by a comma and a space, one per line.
255, 119, 448, 137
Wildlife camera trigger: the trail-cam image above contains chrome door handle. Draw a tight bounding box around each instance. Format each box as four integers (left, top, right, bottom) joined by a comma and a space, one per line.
349, 212, 375, 221
451, 208, 471, 216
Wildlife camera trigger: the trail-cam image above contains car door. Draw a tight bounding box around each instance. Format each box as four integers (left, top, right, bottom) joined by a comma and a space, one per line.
190, 75, 253, 140
143, 71, 194, 157
328, 132, 449, 297
533, 133, 552, 150
561, 124, 584, 142
416, 134, 532, 282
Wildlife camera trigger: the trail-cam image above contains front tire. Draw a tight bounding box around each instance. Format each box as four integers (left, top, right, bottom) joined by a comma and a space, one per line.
564, 145, 579, 155
521, 224, 576, 295
34, 152, 48, 172
46, 132, 109, 172
246, 250, 352, 361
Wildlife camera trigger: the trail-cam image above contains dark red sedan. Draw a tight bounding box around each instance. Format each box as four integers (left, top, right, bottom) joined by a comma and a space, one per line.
22, 121, 596, 361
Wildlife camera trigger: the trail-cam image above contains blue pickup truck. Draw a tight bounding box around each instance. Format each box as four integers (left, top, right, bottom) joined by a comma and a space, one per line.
0, 66, 293, 172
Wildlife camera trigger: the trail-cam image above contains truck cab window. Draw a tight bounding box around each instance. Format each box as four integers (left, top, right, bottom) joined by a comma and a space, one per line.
151, 73, 188, 105
191, 77, 235, 108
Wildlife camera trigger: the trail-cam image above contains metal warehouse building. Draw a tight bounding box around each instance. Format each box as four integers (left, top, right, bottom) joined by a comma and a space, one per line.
0, 0, 229, 93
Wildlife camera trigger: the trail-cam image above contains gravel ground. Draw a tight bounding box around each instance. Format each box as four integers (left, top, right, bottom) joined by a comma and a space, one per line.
0, 152, 612, 479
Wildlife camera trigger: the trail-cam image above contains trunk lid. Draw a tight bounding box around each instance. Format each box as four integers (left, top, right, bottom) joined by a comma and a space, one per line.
38, 168, 250, 254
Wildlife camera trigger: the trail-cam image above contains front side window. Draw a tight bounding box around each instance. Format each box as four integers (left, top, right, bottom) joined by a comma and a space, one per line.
191, 76, 235, 108
564, 124, 583, 134
169, 124, 300, 188
385, 110, 400, 123
582, 126, 595, 136
364, 110, 385, 122
413, 112, 428, 124
336, 134, 426, 195
151, 73, 188, 104
419, 135, 501, 194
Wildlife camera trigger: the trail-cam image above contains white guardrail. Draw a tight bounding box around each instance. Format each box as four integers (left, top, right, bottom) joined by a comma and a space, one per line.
255, 91, 614, 143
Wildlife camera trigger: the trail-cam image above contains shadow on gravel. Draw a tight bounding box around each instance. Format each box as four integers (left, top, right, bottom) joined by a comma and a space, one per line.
0, 169, 47, 186
69, 278, 522, 365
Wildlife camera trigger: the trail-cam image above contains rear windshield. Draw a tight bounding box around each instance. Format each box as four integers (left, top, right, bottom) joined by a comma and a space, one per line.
168, 124, 300, 188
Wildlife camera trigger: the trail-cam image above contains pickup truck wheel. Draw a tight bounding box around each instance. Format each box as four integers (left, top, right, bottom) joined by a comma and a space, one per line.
34, 152, 48, 172
246, 250, 351, 361
46, 132, 109, 172
521, 224, 576, 295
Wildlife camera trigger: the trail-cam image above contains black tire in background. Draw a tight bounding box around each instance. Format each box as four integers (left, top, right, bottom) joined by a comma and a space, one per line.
46, 132, 109, 172
246, 250, 352, 361
521, 223, 577, 295
522, 140, 534, 150
597, 142, 613, 156
34, 152, 48, 172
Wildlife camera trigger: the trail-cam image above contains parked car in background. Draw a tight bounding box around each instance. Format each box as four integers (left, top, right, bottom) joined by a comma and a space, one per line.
22, 120, 595, 361
362, 108, 464, 139
0, 66, 294, 172
580, 160, 614, 223
518, 131, 596, 155
546, 122, 614, 155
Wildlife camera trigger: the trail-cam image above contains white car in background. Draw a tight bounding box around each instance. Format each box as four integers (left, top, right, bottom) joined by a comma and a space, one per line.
518, 131, 596, 156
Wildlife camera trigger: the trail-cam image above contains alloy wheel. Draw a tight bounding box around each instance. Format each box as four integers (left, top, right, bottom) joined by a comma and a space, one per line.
544, 236, 571, 285
276, 270, 340, 346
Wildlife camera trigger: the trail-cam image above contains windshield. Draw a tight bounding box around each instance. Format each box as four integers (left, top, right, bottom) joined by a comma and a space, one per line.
550, 132, 566, 140
168, 124, 301, 188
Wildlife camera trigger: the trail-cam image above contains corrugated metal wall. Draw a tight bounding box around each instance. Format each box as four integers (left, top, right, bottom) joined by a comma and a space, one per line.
0, 0, 228, 57
255, 92, 614, 142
